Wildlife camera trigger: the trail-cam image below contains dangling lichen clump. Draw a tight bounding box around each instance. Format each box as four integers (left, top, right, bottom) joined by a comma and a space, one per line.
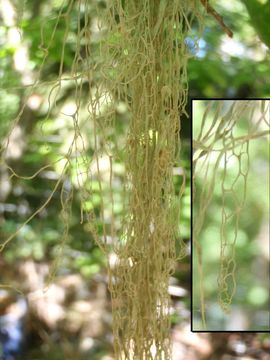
97, 1, 202, 358
1, 0, 203, 358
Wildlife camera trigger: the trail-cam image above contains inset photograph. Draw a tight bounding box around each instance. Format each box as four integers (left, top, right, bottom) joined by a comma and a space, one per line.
192, 99, 270, 331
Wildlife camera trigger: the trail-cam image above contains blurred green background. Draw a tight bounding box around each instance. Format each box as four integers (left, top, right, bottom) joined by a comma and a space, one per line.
0, 0, 270, 359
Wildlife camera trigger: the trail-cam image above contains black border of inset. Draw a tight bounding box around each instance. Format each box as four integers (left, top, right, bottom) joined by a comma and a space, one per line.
190, 97, 270, 333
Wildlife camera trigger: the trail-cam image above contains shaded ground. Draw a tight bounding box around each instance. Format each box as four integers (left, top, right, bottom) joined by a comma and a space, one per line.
0, 258, 269, 360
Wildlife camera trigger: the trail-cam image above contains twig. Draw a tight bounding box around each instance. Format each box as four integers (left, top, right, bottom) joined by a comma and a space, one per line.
200, 0, 233, 38
193, 130, 270, 159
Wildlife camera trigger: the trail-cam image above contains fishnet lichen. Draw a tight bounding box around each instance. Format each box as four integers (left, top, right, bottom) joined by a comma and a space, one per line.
193, 99, 270, 330
96, 1, 203, 357
0, 0, 205, 358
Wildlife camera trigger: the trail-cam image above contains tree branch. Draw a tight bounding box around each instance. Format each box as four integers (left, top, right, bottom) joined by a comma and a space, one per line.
200, 0, 233, 38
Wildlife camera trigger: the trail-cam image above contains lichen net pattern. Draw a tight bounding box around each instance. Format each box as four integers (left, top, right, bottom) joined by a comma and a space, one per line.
193, 99, 270, 329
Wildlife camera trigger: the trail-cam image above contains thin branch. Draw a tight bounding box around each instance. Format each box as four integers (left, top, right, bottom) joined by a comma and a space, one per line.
200, 0, 233, 38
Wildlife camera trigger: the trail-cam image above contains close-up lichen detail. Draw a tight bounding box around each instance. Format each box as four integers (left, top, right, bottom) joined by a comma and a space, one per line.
193, 100, 270, 330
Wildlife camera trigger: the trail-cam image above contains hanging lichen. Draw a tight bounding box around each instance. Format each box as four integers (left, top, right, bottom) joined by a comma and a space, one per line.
98, 1, 203, 357
193, 99, 270, 330
0, 0, 207, 358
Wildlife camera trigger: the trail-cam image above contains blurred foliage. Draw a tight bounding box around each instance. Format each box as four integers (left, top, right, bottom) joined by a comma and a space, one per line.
241, 0, 270, 49
188, 1, 270, 99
